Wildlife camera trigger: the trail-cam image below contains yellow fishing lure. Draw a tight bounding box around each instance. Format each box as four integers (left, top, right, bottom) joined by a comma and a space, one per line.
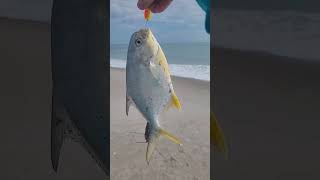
144, 9, 152, 21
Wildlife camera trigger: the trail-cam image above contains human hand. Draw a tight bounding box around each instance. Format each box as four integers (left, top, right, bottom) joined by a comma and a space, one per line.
137, 0, 173, 13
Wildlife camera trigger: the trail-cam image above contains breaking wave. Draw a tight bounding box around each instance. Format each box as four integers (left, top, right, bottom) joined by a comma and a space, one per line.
110, 59, 210, 81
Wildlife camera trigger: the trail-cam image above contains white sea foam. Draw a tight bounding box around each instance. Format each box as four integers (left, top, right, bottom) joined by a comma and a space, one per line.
110, 59, 210, 81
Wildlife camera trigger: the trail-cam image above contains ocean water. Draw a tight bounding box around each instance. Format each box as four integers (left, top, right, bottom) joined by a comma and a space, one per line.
110, 43, 210, 81
214, 9, 320, 61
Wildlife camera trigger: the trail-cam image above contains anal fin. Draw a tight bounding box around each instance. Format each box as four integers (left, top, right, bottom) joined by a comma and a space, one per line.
171, 92, 181, 111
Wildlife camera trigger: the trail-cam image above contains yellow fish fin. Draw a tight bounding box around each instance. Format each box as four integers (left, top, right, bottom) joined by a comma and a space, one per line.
146, 133, 159, 164
159, 128, 182, 145
211, 112, 228, 159
146, 128, 182, 164
171, 92, 182, 111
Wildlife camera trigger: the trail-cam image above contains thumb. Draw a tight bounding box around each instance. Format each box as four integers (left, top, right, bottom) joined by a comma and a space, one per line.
137, 0, 155, 10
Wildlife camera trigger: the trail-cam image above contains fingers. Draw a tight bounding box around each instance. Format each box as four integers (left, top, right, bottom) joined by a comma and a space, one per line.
150, 0, 173, 13
137, 0, 155, 10
138, 0, 173, 13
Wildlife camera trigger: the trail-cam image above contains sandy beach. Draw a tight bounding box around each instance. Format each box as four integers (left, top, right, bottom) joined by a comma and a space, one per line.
110, 68, 210, 180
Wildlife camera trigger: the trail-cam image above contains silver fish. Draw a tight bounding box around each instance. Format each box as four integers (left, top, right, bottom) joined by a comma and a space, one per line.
126, 28, 182, 163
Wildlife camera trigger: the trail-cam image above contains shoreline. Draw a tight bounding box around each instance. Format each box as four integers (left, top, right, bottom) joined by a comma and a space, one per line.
110, 67, 211, 83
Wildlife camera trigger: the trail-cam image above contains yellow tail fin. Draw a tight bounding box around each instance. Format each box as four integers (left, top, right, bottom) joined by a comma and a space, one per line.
211, 112, 228, 159
171, 92, 181, 111
159, 128, 182, 145
146, 128, 182, 164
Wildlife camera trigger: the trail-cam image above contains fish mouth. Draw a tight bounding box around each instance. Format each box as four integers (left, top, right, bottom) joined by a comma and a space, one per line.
135, 28, 151, 39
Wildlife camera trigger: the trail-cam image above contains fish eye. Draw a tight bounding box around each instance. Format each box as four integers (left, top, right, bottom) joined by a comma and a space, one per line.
135, 38, 142, 47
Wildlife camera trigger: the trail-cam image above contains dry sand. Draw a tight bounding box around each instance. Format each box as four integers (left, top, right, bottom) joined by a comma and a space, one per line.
110, 68, 210, 180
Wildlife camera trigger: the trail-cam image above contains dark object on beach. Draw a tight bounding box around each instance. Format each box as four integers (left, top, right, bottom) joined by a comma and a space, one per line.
145, 122, 150, 142
51, 0, 109, 175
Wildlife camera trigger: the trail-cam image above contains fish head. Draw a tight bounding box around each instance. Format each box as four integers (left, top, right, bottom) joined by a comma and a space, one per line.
127, 28, 159, 65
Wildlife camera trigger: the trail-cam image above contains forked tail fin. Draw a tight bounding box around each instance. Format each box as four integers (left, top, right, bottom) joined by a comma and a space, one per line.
146, 128, 182, 164
159, 128, 182, 145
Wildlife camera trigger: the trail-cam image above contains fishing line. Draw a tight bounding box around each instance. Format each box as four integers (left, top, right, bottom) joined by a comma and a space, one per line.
144, 9, 152, 28
129, 131, 144, 135
128, 131, 148, 143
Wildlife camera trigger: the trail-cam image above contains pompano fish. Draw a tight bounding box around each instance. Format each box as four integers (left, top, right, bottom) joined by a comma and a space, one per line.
126, 28, 182, 163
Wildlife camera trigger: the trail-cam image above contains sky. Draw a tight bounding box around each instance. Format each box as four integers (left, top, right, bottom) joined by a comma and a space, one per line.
110, 0, 210, 44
